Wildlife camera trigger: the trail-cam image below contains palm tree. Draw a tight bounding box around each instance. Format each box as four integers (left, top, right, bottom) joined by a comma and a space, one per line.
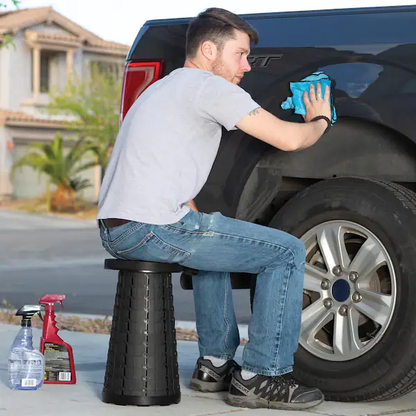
11, 133, 96, 212
47, 65, 122, 183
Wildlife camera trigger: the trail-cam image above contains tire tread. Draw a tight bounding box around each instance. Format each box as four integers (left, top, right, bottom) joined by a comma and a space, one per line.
355, 178, 416, 401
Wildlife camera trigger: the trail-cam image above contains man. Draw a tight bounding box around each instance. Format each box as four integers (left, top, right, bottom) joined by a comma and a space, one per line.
97, 7, 332, 411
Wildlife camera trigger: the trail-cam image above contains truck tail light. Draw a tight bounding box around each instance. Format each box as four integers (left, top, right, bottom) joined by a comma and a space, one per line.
120, 61, 163, 122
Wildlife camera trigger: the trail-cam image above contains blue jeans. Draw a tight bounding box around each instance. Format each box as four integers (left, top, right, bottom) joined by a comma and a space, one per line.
99, 210, 306, 376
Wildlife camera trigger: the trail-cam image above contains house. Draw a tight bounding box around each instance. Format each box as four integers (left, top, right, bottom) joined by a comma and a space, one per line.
0, 7, 129, 202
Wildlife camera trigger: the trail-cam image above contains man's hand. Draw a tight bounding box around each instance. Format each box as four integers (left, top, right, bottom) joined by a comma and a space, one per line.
236, 81, 334, 152
187, 200, 199, 212
303, 83, 332, 122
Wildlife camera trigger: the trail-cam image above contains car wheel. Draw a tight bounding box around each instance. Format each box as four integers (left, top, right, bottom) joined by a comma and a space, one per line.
250, 177, 416, 401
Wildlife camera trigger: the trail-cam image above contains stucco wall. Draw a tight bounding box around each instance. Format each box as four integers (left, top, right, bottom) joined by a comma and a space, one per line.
5, 32, 32, 112
30, 22, 74, 36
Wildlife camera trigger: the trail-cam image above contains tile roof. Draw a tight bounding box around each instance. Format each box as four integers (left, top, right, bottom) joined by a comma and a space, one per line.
88, 39, 130, 51
25, 29, 80, 43
0, 7, 129, 50
24, 30, 129, 51
0, 7, 53, 35
0, 109, 68, 128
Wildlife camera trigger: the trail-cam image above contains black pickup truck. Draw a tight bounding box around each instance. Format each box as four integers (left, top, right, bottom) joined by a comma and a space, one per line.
120, 5, 416, 403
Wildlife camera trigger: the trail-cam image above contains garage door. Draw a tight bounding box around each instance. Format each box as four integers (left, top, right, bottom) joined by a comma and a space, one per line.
12, 142, 97, 201
12, 143, 51, 199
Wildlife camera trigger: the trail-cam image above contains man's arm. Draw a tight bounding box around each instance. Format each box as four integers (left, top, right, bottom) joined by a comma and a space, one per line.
236, 83, 331, 152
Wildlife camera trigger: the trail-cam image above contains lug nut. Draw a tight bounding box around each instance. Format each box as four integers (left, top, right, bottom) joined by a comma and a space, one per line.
321, 279, 331, 290
332, 266, 343, 277
349, 271, 359, 283
323, 298, 333, 309
352, 292, 362, 303
339, 305, 348, 316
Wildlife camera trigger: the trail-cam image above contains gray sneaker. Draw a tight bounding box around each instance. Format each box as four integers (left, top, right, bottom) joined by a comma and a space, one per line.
227, 369, 324, 410
189, 357, 240, 392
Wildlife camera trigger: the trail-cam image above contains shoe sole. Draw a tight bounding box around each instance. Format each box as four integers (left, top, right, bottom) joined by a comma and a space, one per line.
227, 394, 324, 410
189, 379, 229, 393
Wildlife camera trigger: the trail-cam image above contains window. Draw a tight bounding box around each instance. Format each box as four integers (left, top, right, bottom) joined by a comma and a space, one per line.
254, 9, 416, 48
31, 50, 58, 93
40, 53, 50, 92
90, 61, 124, 81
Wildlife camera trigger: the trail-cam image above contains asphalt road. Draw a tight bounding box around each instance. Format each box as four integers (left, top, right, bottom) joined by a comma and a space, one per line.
0, 210, 252, 323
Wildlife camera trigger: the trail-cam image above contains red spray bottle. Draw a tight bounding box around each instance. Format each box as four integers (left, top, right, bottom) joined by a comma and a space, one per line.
39, 294, 76, 384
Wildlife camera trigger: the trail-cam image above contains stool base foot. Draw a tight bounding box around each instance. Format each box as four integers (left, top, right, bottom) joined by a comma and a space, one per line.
102, 391, 181, 406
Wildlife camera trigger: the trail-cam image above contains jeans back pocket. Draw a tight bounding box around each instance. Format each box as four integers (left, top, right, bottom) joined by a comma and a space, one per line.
116, 232, 191, 264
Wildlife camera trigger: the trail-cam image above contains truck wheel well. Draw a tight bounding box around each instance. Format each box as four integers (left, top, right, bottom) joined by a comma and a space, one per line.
237, 118, 416, 225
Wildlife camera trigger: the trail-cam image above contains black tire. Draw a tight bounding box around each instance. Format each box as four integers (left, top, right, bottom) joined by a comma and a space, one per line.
250, 177, 416, 402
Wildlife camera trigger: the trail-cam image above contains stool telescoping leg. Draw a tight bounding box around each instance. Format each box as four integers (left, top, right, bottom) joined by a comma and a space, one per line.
102, 263, 181, 406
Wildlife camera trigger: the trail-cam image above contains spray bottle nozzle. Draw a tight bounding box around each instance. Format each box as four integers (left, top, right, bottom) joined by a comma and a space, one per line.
16, 305, 42, 317
16, 305, 43, 327
39, 294, 65, 311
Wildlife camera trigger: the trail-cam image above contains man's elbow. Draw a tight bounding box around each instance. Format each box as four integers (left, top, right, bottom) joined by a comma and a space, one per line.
283, 142, 300, 152
272, 136, 300, 152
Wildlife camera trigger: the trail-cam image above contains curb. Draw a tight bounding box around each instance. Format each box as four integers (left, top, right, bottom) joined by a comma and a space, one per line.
60, 313, 250, 340
0, 208, 97, 223
174, 320, 249, 340
0, 310, 250, 340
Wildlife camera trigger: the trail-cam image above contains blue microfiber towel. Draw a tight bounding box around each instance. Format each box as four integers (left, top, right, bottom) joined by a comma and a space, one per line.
281, 71, 337, 125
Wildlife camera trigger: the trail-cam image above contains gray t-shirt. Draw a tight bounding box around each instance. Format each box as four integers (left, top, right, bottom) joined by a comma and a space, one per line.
97, 67, 259, 225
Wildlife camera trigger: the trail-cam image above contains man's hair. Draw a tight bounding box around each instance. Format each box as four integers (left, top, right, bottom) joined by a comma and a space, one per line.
186, 8, 259, 58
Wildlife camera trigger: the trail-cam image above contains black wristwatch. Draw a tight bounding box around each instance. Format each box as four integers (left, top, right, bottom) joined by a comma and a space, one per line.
311, 115, 331, 134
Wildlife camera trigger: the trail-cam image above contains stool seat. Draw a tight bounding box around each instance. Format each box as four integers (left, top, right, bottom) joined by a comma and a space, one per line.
104, 259, 189, 274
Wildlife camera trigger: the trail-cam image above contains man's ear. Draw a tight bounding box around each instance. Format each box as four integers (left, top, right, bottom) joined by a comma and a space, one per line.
200, 40, 218, 62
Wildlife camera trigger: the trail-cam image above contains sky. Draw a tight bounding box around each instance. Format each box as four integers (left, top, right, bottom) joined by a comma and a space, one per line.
6, 0, 416, 46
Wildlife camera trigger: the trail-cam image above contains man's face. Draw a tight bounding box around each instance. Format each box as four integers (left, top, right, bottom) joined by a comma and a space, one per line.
212, 29, 252, 85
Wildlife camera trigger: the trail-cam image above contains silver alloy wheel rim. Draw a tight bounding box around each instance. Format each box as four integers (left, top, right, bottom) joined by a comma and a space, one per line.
300, 220, 397, 362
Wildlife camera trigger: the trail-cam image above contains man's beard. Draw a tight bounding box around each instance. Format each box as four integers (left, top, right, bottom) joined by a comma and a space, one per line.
212, 56, 233, 83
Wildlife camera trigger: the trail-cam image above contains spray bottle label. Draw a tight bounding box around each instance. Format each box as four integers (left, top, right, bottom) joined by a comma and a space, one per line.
43, 342, 72, 382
